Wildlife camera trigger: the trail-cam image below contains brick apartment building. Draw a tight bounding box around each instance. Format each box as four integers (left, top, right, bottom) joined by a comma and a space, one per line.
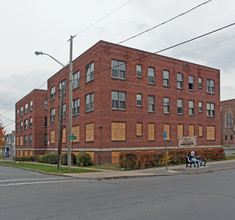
15, 89, 48, 156
45, 40, 221, 164
15, 41, 221, 164
221, 99, 235, 146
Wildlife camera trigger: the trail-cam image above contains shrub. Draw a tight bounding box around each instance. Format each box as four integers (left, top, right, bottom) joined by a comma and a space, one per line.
61, 153, 76, 165
119, 148, 225, 170
41, 154, 58, 164
76, 153, 93, 167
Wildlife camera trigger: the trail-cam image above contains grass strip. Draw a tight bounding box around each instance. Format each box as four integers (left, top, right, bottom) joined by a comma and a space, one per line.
0, 161, 100, 174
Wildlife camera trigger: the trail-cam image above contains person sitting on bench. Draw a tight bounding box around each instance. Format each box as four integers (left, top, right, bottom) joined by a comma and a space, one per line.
188, 151, 199, 168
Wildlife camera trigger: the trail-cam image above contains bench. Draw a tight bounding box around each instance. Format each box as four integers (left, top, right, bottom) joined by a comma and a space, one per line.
185, 156, 206, 168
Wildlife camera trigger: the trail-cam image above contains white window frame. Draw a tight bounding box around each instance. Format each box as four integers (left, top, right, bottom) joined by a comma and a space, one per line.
86, 62, 94, 83
112, 91, 126, 110
86, 93, 94, 112
111, 60, 126, 80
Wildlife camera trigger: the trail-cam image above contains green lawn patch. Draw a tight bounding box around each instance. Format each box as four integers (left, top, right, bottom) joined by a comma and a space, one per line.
0, 161, 100, 174
226, 156, 235, 160
90, 163, 121, 171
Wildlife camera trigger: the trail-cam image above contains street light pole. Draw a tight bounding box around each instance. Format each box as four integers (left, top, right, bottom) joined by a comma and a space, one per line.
67, 35, 74, 168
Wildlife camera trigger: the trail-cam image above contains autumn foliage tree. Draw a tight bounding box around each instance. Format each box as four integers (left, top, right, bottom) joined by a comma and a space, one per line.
0, 120, 6, 146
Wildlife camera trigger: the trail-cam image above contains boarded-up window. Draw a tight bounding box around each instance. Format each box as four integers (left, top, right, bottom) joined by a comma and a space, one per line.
20, 136, 23, 146
136, 123, 142, 137
111, 122, 126, 141
177, 125, 183, 137
207, 126, 215, 140
148, 124, 155, 141
189, 125, 195, 136
20, 151, 23, 156
51, 130, 55, 144
164, 124, 170, 140
16, 137, 19, 146
62, 128, 66, 143
199, 126, 203, 137
29, 151, 33, 156
72, 126, 80, 142
25, 151, 28, 156
86, 123, 94, 142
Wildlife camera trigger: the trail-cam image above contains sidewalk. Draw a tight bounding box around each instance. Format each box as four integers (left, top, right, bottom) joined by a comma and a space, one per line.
64, 159, 235, 179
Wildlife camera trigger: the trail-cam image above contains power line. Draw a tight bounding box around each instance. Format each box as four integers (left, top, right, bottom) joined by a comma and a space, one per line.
4, 22, 235, 128
118, 0, 212, 45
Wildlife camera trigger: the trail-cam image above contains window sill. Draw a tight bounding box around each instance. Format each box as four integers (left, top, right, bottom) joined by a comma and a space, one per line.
148, 83, 155, 86
164, 112, 170, 115
111, 77, 126, 80
85, 110, 94, 113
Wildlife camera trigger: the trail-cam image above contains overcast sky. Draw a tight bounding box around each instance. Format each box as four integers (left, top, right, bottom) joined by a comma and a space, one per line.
0, 0, 235, 133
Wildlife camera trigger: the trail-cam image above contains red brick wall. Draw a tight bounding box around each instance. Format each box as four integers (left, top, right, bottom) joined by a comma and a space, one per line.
46, 41, 221, 153
221, 99, 235, 146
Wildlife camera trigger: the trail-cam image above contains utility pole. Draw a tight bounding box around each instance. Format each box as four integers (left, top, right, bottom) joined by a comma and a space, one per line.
67, 35, 74, 168
57, 86, 64, 171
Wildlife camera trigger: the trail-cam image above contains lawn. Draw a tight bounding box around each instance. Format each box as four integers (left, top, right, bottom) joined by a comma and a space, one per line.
0, 161, 100, 174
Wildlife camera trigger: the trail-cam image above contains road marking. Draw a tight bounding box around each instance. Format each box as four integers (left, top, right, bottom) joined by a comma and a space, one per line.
0, 177, 69, 183
0, 179, 97, 187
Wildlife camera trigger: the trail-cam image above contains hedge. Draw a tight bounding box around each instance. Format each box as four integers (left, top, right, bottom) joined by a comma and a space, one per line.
119, 148, 226, 170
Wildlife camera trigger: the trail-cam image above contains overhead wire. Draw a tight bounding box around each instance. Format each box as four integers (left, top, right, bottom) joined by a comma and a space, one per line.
5, 22, 235, 129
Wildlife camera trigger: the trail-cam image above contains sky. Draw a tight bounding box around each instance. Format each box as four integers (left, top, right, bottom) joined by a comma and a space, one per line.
0, 0, 235, 133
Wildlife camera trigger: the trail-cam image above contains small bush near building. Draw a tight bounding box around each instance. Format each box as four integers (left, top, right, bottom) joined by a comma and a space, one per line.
41, 154, 58, 164
61, 153, 76, 165
76, 153, 93, 167
119, 148, 225, 170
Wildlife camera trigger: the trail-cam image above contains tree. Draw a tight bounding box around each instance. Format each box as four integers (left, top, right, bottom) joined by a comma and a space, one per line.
0, 120, 6, 146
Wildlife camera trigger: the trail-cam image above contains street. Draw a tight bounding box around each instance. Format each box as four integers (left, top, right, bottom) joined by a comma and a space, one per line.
0, 165, 235, 220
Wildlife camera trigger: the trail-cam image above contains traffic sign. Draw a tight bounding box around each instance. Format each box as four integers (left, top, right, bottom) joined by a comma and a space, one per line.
164, 131, 167, 139
69, 135, 77, 140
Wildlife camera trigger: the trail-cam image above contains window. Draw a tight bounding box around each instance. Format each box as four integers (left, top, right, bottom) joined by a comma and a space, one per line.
148, 124, 155, 141
44, 100, 48, 110
24, 119, 28, 130
72, 71, 80, 89
207, 103, 215, 117
44, 134, 47, 146
207, 126, 215, 140
50, 108, 55, 122
189, 125, 195, 136
136, 94, 142, 107
163, 70, 170, 87
177, 125, 184, 137
199, 102, 203, 113
86, 123, 94, 142
225, 135, 227, 140
29, 117, 33, 128
231, 135, 233, 141
20, 121, 23, 132
189, 76, 194, 90
24, 135, 28, 146
199, 125, 203, 137
20, 106, 23, 116
148, 67, 155, 84
16, 123, 19, 132
29, 100, 33, 111
207, 79, 215, 94
177, 99, 183, 115
86, 62, 94, 83
189, 101, 194, 116
29, 134, 32, 146
136, 65, 142, 77
50, 130, 55, 144
86, 93, 94, 112
112, 91, 126, 110
17, 109, 19, 118
111, 122, 126, 141
198, 77, 203, 88
24, 103, 28, 114
72, 98, 80, 116
136, 123, 142, 137
51, 86, 55, 100
163, 97, 170, 114
177, 73, 183, 89
111, 60, 126, 79
62, 104, 66, 119
59, 80, 66, 95
148, 96, 155, 112
226, 111, 233, 128
44, 117, 47, 127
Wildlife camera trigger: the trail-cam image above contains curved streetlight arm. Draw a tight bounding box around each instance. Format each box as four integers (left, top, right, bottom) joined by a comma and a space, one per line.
34, 51, 65, 68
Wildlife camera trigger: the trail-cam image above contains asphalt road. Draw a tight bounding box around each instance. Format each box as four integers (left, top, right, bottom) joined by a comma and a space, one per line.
1, 165, 235, 220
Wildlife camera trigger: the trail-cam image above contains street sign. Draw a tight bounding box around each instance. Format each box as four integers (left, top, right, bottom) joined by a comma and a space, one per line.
69, 135, 77, 140
164, 131, 167, 139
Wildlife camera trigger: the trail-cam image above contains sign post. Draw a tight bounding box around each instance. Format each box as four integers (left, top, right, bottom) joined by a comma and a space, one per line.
164, 131, 168, 171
